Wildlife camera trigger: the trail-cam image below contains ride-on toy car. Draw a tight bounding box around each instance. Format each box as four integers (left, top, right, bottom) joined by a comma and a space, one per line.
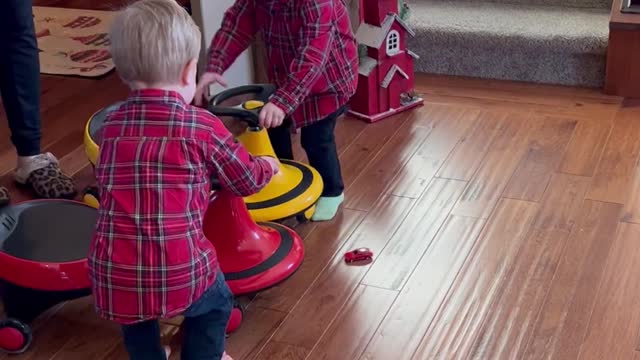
83, 84, 324, 224
0, 200, 95, 354
208, 84, 323, 223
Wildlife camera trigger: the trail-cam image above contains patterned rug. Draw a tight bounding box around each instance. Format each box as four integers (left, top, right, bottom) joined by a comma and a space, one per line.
33, 6, 114, 77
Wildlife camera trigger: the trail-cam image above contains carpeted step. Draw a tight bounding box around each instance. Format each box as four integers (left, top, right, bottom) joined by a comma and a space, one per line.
407, 1, 610, 87
424, 0, 612, 9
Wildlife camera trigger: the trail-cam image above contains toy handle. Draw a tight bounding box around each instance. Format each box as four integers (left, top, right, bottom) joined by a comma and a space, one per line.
208, 84, 277, 128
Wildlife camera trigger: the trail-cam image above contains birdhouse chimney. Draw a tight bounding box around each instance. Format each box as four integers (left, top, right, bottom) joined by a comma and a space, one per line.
363, 0, 398, 26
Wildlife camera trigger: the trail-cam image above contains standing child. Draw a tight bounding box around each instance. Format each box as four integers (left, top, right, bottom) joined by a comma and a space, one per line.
88, 1, 278, 359
195, 0, 359, 221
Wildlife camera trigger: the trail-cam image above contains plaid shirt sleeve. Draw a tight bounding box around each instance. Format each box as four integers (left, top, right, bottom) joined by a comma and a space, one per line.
269, 0, 335, 115
206, 0, 256, 74
207, 119, 274, 196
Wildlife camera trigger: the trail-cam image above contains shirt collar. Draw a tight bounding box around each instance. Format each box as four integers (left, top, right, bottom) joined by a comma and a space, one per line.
127, 89, 187, 105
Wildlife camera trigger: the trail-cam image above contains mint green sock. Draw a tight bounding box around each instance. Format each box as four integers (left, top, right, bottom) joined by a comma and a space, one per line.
311, 193, 345, 221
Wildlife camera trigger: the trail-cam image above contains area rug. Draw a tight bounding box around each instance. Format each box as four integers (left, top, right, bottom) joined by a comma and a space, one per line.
32, 6, 114, 77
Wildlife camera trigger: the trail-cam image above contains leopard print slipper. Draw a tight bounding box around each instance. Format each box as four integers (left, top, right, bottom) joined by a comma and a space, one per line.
26, 163, 77, 199
0, 186, 9, 207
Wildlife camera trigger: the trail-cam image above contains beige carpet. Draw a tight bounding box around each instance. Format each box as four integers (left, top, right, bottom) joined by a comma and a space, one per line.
33, 6, 114, 77
406, 0, 611, 87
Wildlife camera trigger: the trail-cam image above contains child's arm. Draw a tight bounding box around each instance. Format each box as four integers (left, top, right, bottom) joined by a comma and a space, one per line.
206, 0, 257, 75
207, 121, 276, 197
269, 0, 335, 115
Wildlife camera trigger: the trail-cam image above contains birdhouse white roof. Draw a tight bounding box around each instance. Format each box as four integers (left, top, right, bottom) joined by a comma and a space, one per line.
355, 13, 416, 49
381, 64, 409, 89
358, 56, 378, 76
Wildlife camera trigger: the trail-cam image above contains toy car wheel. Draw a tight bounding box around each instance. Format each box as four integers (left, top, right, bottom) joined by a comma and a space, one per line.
296, 205, 316, 224
0, 319, 32, 354
82, 186, 100, 209
296, 213, 309, 224
225, 304, 244, 335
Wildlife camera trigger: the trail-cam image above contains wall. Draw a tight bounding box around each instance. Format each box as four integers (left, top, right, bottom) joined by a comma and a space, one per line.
190, 0, 254, 94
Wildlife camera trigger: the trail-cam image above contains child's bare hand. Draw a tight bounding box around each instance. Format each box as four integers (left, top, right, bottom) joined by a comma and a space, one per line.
195, 72, 227, 107
259, 156, 280, 174
259, 103, 285, 129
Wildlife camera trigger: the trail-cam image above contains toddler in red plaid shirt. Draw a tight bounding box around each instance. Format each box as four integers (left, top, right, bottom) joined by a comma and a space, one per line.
195, 0, 359, 221
88, 1, 278, 359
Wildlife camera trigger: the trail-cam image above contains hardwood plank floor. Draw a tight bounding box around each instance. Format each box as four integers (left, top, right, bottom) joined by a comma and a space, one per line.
2, 6, 640, 356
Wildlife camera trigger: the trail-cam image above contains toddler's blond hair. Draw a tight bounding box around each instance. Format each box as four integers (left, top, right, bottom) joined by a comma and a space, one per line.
109, 0, 201, 85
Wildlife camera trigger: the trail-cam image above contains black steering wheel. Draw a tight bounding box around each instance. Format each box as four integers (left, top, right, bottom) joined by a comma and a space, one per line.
207, 84, 277, 128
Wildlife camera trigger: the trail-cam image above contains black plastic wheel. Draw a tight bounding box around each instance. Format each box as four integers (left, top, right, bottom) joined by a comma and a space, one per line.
0, 318, 32, 354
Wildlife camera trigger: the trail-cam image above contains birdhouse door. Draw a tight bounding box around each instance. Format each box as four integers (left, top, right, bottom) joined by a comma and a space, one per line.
388, 77, 403, 109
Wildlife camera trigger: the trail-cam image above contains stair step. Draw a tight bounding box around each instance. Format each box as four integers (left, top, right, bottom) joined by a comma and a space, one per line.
407, 1, 610, 86
422, 0, 612, 9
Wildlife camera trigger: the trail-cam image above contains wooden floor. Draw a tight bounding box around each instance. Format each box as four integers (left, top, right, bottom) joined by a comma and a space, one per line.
3, 69, 640, 359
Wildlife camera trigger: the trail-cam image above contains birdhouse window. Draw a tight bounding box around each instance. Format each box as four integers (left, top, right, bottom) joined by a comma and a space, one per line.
386, 30, 400, 56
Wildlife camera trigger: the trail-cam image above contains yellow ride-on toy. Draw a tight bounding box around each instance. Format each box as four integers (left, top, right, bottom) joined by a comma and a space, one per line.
207, 84, 323, 223
82, 84, 323, 223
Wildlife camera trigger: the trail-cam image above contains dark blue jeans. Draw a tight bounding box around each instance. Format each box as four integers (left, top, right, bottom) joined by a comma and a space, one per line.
121, 272, 233, 360
0, 0, 41, 156
268, 107, 346, 197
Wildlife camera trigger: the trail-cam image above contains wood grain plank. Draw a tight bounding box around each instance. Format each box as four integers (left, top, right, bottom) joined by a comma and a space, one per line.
360, 215, 485, 360
254, 342, 309, 360
292, 115, 367, 163
467, 174, 591, 359
49, 314, 120, 360
587, 103, 640, 204
225, 307, 287, 360
335, 116, 368, 155
270, 195, 414, 349
251, 209, 365, 312
436, 111, 506, 181
386, 107, 478, 198
0, 299, 95, 360
344, 125, 430, 211
577, 222, 640, 360
415, 74, 621, 121
558, 119, 613, 177
523, 201, 622, 359
452, 112, 535, 219
340, 112, 413, 188
503, 116, 577, 201
306, 285, 397, 360
362, 178, 467, 290
411, 198, 538, 359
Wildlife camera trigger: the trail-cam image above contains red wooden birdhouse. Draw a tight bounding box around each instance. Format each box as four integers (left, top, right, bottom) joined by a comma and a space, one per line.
348, 0, 423, 123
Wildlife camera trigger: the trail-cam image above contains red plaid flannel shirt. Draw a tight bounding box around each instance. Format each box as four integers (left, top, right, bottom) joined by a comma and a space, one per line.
88, 89, 274, 324
207, 0, 358, 129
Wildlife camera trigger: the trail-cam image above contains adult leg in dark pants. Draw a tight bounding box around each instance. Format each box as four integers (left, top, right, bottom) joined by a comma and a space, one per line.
0, 0, 76, 201
0, 0, 41, 157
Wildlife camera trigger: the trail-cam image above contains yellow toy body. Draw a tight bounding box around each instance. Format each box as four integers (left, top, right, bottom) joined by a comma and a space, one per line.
82, 98, 323, 223
236, 128, 322, 222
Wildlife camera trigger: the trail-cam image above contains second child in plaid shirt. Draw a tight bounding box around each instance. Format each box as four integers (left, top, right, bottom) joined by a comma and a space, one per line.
195, 0, 359, 222
88, 1, 278, 359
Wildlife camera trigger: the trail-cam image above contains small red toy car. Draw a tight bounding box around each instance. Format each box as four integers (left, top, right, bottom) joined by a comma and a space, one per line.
344, 248, 373, 264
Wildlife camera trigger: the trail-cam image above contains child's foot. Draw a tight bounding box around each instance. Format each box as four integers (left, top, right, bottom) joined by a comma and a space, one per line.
311, 193, 344, 221
14, 153, 76, 199
0, 186, 9, 207
222, 352, 234, 360
164, 346, 171, 359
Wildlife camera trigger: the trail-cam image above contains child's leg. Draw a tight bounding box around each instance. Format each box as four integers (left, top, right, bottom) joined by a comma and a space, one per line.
301, 110, 345, 221
267, 121, 294, 160
121, 319, 167, 360
181, 272, 233, 360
